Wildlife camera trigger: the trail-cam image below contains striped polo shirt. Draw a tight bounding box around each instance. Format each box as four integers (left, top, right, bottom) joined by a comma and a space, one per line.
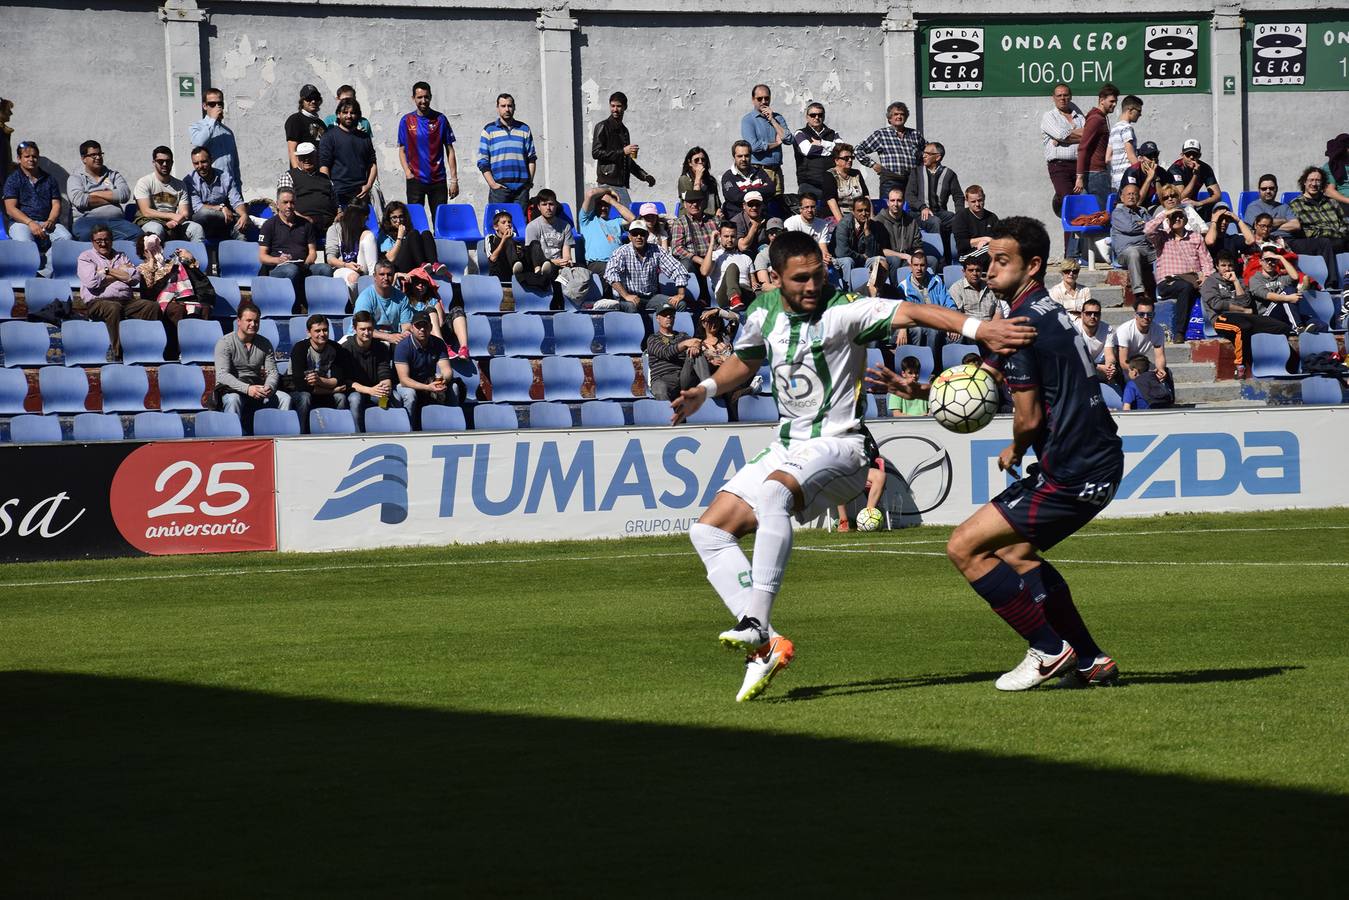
476, 118, 537, 188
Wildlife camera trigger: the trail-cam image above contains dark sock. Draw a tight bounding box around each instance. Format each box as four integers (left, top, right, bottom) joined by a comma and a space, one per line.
969, 561, 1061, 654
1036, 561, 1103, 667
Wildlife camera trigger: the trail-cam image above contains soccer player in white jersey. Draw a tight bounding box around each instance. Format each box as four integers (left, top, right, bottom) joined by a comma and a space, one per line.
672, 231, 1035, 701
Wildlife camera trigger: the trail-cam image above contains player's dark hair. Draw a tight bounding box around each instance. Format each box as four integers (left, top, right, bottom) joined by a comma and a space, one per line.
961, 352, 981, 366
1098, 82, 1120, 100
237, 300, 260, 319
1134, 297, 1155, 311
89, 222, 113, 240
337, 97, 362, 118
1257, 173, 1277, 188
1254, 212, 1273, 225
191, 145, 210, 159
79, 139, 101, 158
336, 84, 356, 99
769, 230, 823, 273
732, 139, 752, 155
718, 220, 737, 232
1082, 298, 1102, 311
412, 81, 431, 95
609, 91, 627, 106
152, 145, 173, 161
1121, 94, 1143, 113
987, 216, 1050, 282
306, 314, 328, 331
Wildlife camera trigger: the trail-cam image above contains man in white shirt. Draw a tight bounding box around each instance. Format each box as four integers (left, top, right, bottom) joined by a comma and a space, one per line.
1106, 299, 1168, 384
1074, 298, 1117, 384
783, 194, 834, 273
701, 221, 754, 312
1040, 83, 1084, 261
1108, 95, 1143, 191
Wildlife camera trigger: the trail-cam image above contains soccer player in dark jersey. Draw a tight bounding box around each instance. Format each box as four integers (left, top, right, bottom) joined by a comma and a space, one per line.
945, 216, 1125, 690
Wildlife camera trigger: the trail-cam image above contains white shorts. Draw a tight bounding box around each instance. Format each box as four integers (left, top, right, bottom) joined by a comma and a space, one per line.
720, 436, 870, 523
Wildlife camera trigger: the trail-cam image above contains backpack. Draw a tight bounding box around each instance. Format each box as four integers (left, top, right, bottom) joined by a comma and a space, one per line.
556, 266, 593, 303
1136, 373, 1174, 408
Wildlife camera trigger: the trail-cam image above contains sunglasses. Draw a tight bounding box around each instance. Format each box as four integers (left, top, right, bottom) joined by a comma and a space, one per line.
1260, 186, 1277, 191
754, 96, 770, 102
154, 158, 172, 165
838, 155, 854, 161
807, 112, 823, 118
205, 101, 223, 108
1082, 311, 1100, 317
83, 151, 103, 158
1136, 311, 1155, 318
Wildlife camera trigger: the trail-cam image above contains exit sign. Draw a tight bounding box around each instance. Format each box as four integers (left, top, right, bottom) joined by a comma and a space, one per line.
177, 75, 196, 97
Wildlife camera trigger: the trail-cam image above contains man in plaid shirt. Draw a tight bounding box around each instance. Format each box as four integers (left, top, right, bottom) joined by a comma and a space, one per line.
1145, 207, 1213, 341
604, 218, 692, 312
1289, 166, 1348, 291
855, 101, 925, 200
671, 189, 719, 297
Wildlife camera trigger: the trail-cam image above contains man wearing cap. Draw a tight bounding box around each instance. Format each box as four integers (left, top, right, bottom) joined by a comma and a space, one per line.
644, 303, 707, 400
1120, 141, 1162, 208
733, 190, 772, 255
592, 91, 655, 208
286, 84, 327, 169
1111, 183, 1156, 302
671, 189, 719, 295
752, 218, 786, 292
393, 311, 460, 428
741, 85, 793, 194
278, 141, 339, 237
579, 186, 636, 279
604, 218, 691, 312
1167, 139, 1222, 222
721, 140, 775, 220
1248, 246, 1314, 333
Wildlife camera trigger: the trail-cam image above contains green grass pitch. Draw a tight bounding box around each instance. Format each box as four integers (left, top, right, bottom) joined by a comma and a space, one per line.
2, 508, 1347, 897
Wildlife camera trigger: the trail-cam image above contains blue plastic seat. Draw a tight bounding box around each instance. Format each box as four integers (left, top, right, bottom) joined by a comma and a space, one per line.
527, 401, 574, 429
942, 264, 964, 289
1298, 331, 1338, 361
847, 267, 873, 293
673, 311, 695, 336
177, 318, 223, 365
1281, 191, 1300, 205
1301, 376, 1343, 405
302, 276, 350, 317
310, 407, 357, 434
0, 367, 29, 413
250, 277, 297, 318
685, 398, 728, 424
488, 356, 535, 402
257, 318, 283, 352
133, 411, 185, 440
736, 394, 779, 423
1297, 255, 1330, 289
0, 284, 16, 319
51, 241, 86, 289
60, 320, 112, 366
510, 276, 555, 314
472, 403, 520, 430
941, 343, 981, 371
541, 356, 585, 400
502, 313, 546, 356
22, 278, 71, 316
1236, 190, 1259, 220
364, 405, 413, 434
434, 239, 471, 278
460, 274, 504, 315
591, 354, 639, 399
579, 399, 626, 427
157, 363, 207, 410
466, 313, 495, 358
0, 241, 40, 288
119, 319, 167, 365
193, 410, 244, 437
209, 276, 242, 318
482, 203, 526, 240
1, 321, 52, 367
602, 312, 646, 354
1250, 333, 1305, 380
892, 345, 935, 384
434, 204, 483, 243
405, 204, 431, 233
39, 366, 90, 413
99, 363, 149, 411
632, 398, 675, 426
10, 414, 63, 443
73, 413, 126, 441
550, 312, 596, 356
448, 357, 481, 402
164, 240, 208, 269
113, 240, 142, 265
217, 240, 257, 289
1099, 382, 1123, 410
252, 408, 300, 436
1060, 195, 1109, 266
420, 404, 466, 432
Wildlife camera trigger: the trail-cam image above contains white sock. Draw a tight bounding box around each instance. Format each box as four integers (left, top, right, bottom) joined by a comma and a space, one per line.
689, 522, 752, 620
744, 481, 796, 630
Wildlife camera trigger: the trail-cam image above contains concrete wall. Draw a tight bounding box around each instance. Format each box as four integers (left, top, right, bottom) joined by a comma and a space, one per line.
2, 0, 1344, 234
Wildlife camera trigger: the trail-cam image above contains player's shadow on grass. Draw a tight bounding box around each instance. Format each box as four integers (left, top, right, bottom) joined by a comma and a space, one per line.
774, 665, 1303, 703
2, 670, 1341, 899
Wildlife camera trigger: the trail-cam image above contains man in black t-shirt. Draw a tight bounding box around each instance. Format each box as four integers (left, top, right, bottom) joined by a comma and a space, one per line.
319, 97, 377, 207
285, 83, 327, 168
945, 216, 1125, 693
258, 188, 333, 312
1166, 139, 1222, 222
277, 143, 339, 236
1119, 140, 1162, 208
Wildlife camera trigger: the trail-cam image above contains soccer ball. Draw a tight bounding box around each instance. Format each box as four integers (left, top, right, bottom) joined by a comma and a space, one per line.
856, 507, 884, 532
928, 364, 1000, 434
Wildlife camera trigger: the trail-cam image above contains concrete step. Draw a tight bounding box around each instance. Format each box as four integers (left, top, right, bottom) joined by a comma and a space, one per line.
1168, 361, 1217, 384
1175, 380, 1247, 403
1164, 343, 1194, 363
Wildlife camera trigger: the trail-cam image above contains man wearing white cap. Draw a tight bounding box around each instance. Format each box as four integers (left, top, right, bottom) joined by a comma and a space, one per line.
1167, 138, 1223, 222
603, 218, 691, 313
277, 141, 339, 236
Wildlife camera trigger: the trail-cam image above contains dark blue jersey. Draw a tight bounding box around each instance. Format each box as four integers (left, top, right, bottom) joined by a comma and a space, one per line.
1000, 285, 1123, 482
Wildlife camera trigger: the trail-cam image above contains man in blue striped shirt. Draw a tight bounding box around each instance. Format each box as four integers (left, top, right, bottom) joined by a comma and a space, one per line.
477, 94, 536, 206
740, 84, 793, 194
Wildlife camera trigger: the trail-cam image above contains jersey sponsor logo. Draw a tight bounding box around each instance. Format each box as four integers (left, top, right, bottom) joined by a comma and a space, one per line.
773, 363, 821, 412
316, 444, 410, 524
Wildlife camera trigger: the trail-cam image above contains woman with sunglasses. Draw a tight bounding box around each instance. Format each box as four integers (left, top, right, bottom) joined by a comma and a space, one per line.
677, 147, 720, 217
821, 143, 869, 223
377, 200, 442, 277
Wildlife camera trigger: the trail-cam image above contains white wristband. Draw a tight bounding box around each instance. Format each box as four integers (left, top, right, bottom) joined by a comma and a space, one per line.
960, 316, 982, 342
697, 377, 720, 398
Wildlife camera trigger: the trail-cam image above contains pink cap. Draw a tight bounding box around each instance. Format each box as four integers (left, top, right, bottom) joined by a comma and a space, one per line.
638, 203, 659, 216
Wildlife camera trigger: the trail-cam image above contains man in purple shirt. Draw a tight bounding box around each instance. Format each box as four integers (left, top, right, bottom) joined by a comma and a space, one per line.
398, 81, 458, 219
76, 223, 162, 360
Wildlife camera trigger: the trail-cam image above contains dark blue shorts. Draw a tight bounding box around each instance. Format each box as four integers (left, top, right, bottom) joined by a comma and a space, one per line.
991, 464, 1122, 551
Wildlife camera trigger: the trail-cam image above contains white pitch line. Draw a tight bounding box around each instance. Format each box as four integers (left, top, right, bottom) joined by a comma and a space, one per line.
796, 546, 1349, 567
829, 523, 1349, 548
0, 550, 698, 589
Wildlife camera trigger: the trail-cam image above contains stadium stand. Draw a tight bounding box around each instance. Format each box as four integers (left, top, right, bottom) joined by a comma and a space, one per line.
60, 320, 112, 367
99, 364, 150, 412
579, 399, 627, 427
252, 408, 300, 436
72, 413, 125, 442
0, 368, 29, 414
364, 405, 413, 434
527, 401, 575, 429
473, 403, 520, 430
133, 411, 186, 440
193, 410, 245, 438
39, 366, 90, 414
156, 363, 207, 411
420, 404, 467, 432
10, 414, 63, 443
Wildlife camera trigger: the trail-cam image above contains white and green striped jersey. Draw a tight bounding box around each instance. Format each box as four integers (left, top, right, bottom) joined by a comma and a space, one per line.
734, 288, 900, 445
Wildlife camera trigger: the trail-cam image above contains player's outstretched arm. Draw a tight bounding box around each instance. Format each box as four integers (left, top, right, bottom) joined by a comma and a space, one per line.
671, 353, 756, 424
865, 363, 928, 400
890, 303, 1035, 354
